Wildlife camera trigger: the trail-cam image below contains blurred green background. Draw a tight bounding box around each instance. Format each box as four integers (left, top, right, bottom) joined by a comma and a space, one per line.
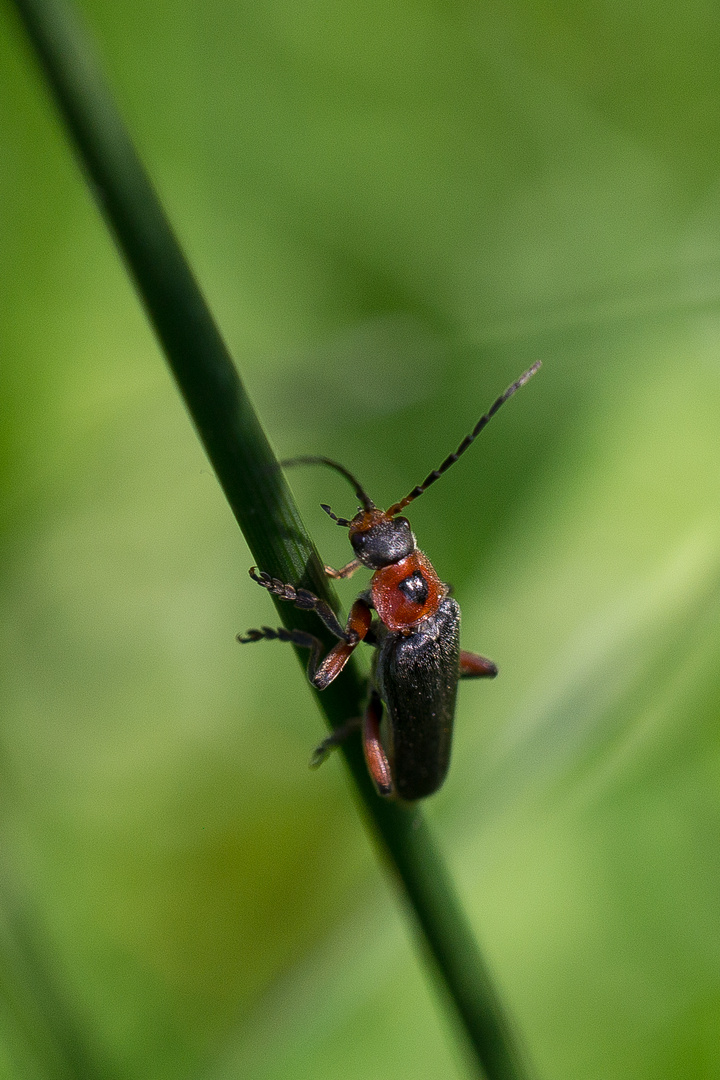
3, 0, 720, 1077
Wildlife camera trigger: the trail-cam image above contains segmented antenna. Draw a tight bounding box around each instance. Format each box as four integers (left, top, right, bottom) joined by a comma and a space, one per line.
386, 361, 541, 517
281, 456, 374, 509
320, 503, 352, 528
281, 455, 375, 526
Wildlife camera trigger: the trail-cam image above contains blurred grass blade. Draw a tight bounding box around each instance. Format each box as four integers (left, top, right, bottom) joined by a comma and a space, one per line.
9, 0, 533, 1076
0, 868, 111, 1080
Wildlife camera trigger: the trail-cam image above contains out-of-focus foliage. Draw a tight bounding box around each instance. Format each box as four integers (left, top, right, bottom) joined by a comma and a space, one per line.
2, 1, 720, 1078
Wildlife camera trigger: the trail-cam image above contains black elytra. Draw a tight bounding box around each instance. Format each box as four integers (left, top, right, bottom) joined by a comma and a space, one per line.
374, 597, 460, 800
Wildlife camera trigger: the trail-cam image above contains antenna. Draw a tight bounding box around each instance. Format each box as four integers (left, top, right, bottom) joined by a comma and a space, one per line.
320, 503, 352, 528
386, 361, 541, 517
281, 456, 375, 524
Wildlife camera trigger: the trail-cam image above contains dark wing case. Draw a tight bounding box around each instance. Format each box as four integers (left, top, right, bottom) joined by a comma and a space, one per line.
374, 596, 460, 800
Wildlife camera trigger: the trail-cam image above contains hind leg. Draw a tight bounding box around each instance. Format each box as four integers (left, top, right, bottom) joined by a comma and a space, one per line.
310, 714, 362, 768
310, 689, 393, 797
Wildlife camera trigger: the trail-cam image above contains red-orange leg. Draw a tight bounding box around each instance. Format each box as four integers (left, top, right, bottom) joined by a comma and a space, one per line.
362, 690, 393, 797
238, 598, 372, 690
459, 650, 498, 678
310, 688, 395, 797
323, 559, 361, 580
312, 598, 372, 689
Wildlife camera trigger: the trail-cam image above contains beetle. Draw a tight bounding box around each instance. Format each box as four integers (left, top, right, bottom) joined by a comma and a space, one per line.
238, 361, 540, 800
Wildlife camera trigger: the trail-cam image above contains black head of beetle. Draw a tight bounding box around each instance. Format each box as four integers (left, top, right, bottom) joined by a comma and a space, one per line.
347, 509, 416, 569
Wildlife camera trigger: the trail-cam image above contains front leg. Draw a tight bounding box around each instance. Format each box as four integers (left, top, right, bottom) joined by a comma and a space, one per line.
242, 567, 373, 689
310, 598, 373, 689
249, 567, 348, 640
324, 559, 361, 580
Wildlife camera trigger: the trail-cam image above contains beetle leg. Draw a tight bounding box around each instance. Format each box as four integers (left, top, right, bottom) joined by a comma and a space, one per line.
248, 567, 348, 640
363, 690, 393, 797
459, 650, 498, 678
323, 558, 362, 580
239, 595, 373, 690
237, 625, 324, 682
311, 690, 394, 797
309, 715, 362, 768
312, 599, 372, 689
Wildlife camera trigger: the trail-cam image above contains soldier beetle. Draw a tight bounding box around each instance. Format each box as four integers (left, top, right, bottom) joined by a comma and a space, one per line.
239, 361, 540, 800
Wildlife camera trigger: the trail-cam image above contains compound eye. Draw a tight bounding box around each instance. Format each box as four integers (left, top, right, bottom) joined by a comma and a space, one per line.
349, 529, 374, 564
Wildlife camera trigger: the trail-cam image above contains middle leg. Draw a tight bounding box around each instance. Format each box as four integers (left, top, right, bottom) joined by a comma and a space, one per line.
459, 650, 498, 678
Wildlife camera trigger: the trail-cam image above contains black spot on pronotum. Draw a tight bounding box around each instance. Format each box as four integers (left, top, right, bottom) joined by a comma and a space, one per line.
398, 570, 429, 606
